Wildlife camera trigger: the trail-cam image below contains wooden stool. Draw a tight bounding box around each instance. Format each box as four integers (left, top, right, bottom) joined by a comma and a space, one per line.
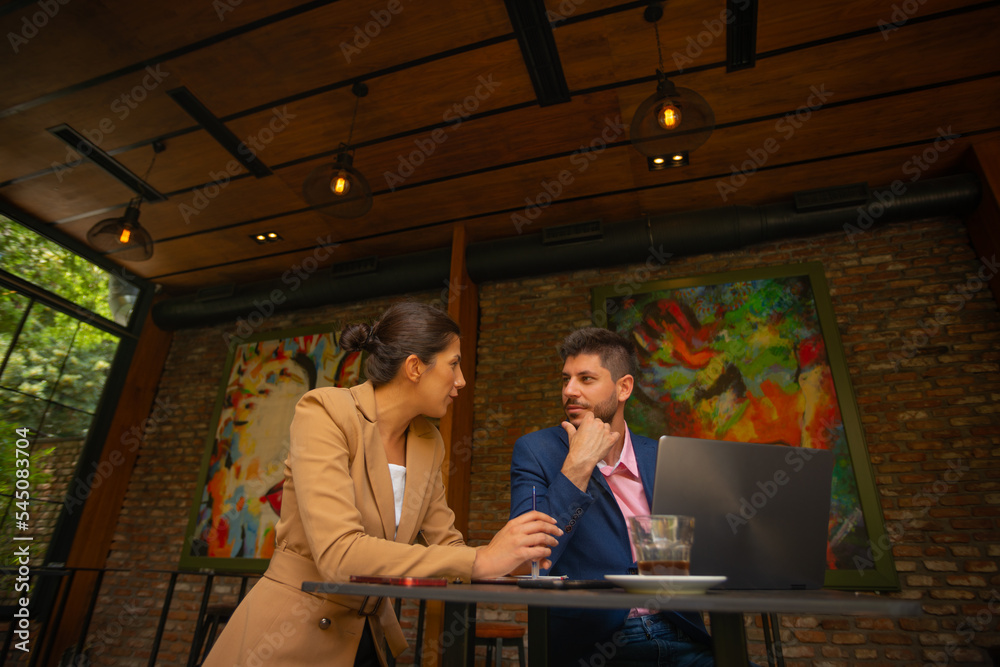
474, 621, 526, 667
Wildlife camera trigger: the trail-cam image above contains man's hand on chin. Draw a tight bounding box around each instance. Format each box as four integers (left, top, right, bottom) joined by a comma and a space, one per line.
560, 413, 621, 491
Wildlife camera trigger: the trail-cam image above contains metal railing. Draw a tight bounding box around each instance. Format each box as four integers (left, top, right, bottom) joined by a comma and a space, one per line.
1, 566, 260, 667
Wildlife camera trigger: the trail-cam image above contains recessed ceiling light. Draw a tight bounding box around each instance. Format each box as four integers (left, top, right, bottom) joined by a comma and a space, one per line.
251, 232, 283, 244
647, 151, 689, 171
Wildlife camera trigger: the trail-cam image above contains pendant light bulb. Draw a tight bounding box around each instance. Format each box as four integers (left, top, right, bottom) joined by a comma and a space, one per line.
657, 102, 681, 130
331, 170, 351, 196
118, 226, 132, 244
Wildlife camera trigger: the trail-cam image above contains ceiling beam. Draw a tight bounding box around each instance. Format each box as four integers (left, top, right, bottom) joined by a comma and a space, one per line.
503, 0, 571, 106
727, 0, 758, 71
167, 87, 274, 178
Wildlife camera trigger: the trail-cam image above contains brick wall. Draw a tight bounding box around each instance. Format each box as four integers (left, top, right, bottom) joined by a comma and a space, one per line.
78, 216, 998, 665
471, 217, 1000, 665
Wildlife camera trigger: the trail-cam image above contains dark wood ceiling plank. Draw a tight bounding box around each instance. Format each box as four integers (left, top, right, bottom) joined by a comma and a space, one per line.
141, 123, 1000, 293
635, 133, 998, 214
54, 174, 308, 242
114, 210, 344, 279
149, 223, 457, 290
554, 0, 730, 91
0, 1, 515, 182
629, 6, 1000, 127
756, 0, 989, 54
0, 76, 195, 184
0, 162, 138, 222
164, 0, 513, 118
626, 76, 1000, 189
0, 0, 313, 108
265, 89, 627, 198
0, 129, 258, 222
223, 40, 534, 167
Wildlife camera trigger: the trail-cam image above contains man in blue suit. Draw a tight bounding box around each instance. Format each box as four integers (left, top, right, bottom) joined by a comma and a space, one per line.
510, 327, 714, 666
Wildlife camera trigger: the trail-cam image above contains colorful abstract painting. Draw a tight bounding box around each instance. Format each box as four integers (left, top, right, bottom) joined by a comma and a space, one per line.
182, 328, 362, 570
594, 263, 896, 589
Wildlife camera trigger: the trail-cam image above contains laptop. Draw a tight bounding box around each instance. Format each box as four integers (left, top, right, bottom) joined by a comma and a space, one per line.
651, 435, 834, 590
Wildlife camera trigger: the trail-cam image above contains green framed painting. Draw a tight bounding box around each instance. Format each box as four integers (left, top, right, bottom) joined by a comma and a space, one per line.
592, 262, 897, 590
180, 325, 363, 572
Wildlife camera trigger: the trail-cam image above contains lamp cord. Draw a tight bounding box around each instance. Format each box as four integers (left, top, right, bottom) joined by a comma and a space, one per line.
653, 20, 664, 71
130, 148, 160, 208
141, 151, 158, 183
346, 93, 360, 147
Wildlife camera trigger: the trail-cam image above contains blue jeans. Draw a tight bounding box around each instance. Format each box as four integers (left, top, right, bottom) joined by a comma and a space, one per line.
606, 614, 715, 667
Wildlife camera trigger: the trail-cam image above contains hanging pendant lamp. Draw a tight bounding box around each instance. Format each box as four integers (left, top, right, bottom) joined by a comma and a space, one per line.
86, 142, 164, 261
629, 3, 715, 160
303, 82, 373, 218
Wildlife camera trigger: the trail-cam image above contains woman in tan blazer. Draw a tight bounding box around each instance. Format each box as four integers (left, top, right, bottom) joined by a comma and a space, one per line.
204, 302, 561, 667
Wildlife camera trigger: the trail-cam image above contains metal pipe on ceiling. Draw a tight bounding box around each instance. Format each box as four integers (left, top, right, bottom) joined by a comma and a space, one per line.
151, 173, 981, 331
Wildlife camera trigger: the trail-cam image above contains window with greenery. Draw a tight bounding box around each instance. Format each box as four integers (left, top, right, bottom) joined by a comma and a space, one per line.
1, 214, 143, 599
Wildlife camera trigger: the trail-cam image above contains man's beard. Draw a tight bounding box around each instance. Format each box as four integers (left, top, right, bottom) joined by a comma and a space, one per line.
564, 391, 618, 425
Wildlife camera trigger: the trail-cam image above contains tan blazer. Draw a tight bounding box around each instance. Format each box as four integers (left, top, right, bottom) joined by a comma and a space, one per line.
204, 382, 477, 666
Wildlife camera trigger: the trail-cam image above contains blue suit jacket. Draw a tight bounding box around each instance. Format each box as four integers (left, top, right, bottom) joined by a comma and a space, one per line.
510, 426, 711, 665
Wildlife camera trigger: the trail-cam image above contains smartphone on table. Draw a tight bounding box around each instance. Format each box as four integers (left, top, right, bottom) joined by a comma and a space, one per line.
350, 575, 448, 586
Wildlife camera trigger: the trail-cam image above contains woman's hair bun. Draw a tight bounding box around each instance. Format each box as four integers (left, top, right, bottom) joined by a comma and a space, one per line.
340, 322, 375, 353
341, 303, 459, 386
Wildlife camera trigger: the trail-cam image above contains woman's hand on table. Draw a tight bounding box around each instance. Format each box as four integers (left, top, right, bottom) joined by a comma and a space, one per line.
472, 511, 562, 579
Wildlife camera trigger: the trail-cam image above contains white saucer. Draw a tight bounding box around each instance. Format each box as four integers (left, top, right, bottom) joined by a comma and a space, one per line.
604, 574, 727, 594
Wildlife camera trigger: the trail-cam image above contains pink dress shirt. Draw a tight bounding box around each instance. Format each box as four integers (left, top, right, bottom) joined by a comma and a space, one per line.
596, 424, 651, 560
597, 425, 653, 618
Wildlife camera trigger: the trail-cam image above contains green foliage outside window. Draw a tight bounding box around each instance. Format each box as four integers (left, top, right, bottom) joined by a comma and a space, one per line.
0, 215, 137, 586
1, 215, 117, 322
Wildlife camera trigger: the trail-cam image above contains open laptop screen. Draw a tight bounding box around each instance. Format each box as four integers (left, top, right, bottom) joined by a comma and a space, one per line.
652, 435, 834, 589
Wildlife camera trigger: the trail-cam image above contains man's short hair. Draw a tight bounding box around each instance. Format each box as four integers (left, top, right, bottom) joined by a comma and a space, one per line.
559, 327, 638, 381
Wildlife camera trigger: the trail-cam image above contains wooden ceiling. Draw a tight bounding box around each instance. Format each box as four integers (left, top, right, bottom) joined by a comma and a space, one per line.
1, 0, 997, 294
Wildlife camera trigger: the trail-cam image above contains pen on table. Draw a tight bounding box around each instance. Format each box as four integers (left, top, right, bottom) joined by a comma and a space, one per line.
531, 486, 539, 579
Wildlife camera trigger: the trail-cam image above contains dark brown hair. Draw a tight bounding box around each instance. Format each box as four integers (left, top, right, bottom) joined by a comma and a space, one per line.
340, 302, 460, 386
559, 327, 638, 381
